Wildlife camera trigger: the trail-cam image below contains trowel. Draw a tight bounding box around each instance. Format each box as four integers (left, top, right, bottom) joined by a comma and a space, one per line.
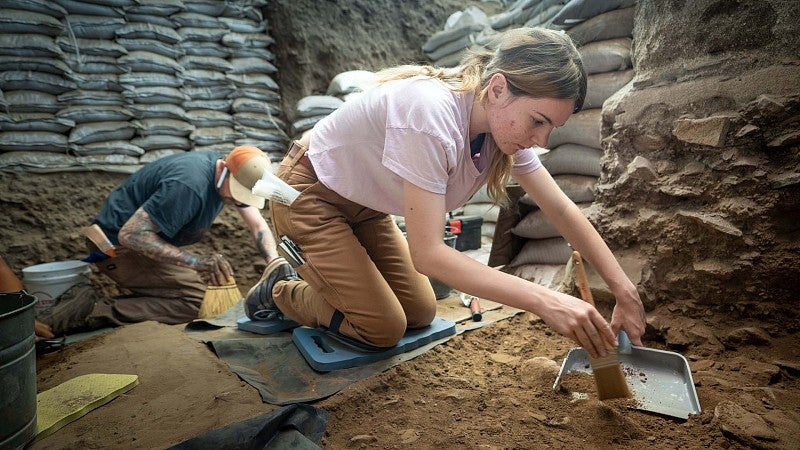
553, 331, 702, 420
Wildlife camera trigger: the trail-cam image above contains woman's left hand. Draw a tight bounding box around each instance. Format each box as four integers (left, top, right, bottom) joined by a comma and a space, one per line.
609, 282, 646, 346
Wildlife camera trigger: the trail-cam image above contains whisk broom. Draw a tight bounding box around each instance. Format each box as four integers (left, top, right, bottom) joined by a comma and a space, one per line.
198, 277, 242, 319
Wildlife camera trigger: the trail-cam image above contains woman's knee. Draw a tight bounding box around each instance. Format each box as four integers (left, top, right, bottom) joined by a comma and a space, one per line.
405, 297, 437, 329
354, 313, 407, 347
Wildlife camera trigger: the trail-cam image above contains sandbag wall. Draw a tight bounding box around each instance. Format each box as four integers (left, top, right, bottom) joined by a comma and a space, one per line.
421, 1, 637, 262
0, 0, 288, 174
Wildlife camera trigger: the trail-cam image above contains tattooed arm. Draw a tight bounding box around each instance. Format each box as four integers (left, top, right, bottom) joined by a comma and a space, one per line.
237, 205, 279, 261
118, 207, 233, 285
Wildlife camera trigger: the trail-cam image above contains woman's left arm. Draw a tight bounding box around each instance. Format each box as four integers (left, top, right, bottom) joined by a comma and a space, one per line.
515, 167, 646, 345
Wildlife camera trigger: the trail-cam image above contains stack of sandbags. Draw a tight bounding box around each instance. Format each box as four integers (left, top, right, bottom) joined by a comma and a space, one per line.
489, 0, 566, 31
503, 2, 635, 272
422, 6, 493, 68
289, 70, 375, 141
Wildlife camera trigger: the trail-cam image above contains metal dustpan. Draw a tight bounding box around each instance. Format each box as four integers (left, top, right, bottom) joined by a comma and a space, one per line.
553, 332, 701, 419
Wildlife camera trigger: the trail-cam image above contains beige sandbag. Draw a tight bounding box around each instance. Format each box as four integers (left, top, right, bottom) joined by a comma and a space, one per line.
461, 202, 500, 224
540, 144, 602, 176
511, 202, 592, 239
578, 38, 632, 75
519, 175, 596, 205
548, 108, 601, 149
584, 70, 634, 109
567, 6, 635, 46
508, 237, 573, 267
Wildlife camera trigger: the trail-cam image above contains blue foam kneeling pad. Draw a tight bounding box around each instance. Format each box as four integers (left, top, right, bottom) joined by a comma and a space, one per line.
292, 316, 457, 372
237, 316, 299, 335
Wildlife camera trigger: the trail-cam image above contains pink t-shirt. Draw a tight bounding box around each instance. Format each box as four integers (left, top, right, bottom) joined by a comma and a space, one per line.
308, 76, 541, 215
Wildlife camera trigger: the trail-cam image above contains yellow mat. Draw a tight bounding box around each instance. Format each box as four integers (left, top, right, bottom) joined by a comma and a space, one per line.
34, 373, 139, 442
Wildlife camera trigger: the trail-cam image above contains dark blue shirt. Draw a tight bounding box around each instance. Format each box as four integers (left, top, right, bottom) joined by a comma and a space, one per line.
94, 151, 224, 247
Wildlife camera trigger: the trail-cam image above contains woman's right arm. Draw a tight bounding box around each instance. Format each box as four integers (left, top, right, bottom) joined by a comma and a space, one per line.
402, 180, 617, 358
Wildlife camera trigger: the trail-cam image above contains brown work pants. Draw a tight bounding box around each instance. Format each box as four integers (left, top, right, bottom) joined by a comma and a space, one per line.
87, 245, 204, 326
269, 142, 437, 347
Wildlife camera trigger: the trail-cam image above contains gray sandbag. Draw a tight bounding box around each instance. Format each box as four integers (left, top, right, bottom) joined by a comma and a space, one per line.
236, 137, 289, 149
490, 0, 540, 30
64, 54, 125, 74
226, 74, 278, 90
548, 108, 601, 149
54, 0, 123, 17
63, 15, 125, 40
0, 71, 76, 95
291, 115, 326, 136
234, 86, 281, 102
578, 38, 631, 74
584, 69, 634, 109
235, 112, 286, 130
119, 72, 183, 88
0, 33, 63, 58
183, 0, 225, 16
132, 118, 194, 137
182, 85, 235, 101
179, 55, 233, 72
179, 41, 231, 58
223, 1, 266, 21
118, 51, 183, 74
0, 56, 72, 75
296, 96, 343, 118
69, 121, 138, 145
59, 89, 125, 106
183, 99, 231, 110
57, 105, 133, 123
221, 32, 275, 48
218, 17, 266, 33
128, 103, 188, 121
189, 126, 245, 146
326, 70, 375, 96
194, 143, 236, 154
511, 202, 591, 239
180, 69, 229, 87
427, 34, 476, 62
423, 24, 484, 53
125, 14, 176, 29
172, 12, 220, 28
0, 8, 64, 35
433, 47, 471, 68
0, 151, 140, 174
0, 0, 67, 18
540, 143, 602, 176
122, 86, 188, 104
186, 109, 233, 127
116, 22, 181, 44
177, 27, 227, 43
116, 38, 186, 59
235, 124, 289, 141
0, 88, 5, 113
5, 90, 60, 113
0, 131, 68, 152
567, 6, 635, 46
125, 0, 185, 16
523, 4, 563, 27
227, 57, 277, 74
231, 98, 282, 116
139, 149, 183, 164
519, 174, 596, 205
70, 140, 145, 156
230, 46, 275, 61
56, 36, 128, 58
551, 0, 623, 26
70, 73, 123, 92
508, 237, 573, 266
0, 113, 74, 133
132, 135, 191, 151
236, 131, 288, 144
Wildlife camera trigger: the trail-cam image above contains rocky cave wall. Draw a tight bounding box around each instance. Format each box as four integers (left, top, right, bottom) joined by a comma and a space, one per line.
594, 0, 800, 322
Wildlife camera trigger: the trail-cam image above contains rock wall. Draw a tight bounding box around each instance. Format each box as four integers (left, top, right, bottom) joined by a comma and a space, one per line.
595, 0, 800, 321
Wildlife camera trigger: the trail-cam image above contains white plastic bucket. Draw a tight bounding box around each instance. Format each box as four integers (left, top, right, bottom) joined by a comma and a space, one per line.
23, 260, 90, 317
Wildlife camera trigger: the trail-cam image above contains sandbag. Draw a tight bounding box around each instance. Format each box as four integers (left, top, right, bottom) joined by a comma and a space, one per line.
132, 135, 191, 151
0, 71, 76, 95
295, 95, 343, 118
0, 33, 63, 58
177, 26, 227, 43
54, 0, 123, 17
0, 56, 71, 75
508, 237, 573, 266
186, 109, 233, 127
139, 149, 183, 164
0, 0, 67, 18
178, 55, 232, 72
132, 118, 195, 137
231, 46, 275, 60
59, 89, 125, 106
0, 151, 140, 173
118, 51, 183, 74
221, 32, 275, 48
69, 121, 138, 145
0, 8, 64, 35
218, 17, 266, 33
190, 127, 245, 146
519, 174, 596, 205
567, 6, 635, 46
70, 73, 123, 92
511, 202, 591, 239
183, 0, 225, 16
234, 112, 286, 130
227, 57, 277, 74
540, 143, 602, 176
461, 203, 500, 223
117, 22, 181, 44
180, 69, 229, 87
119, 72, 183, 88
183, 99, 231, 110
125, 0, 184, 16
584, 69, 634, 109
0, 131, 67, 152
127, 103, 188, 121
523, 4, 563, 28
234, 86, 281, 102
56, 36, 128, 58
181, 85, 234, 101
5, 90, 60, 113
291, 115, 327, 136
578, 38, 631, 75
226, 74, 278, 90
64, 54, 125, 74
548, 108, 601, 149
0, 113, 74, 133
231, 98, 282, 116
551, 0, 624, 26
235, 124, 289, 141
57, 105, 133, 123
423, 23, 484, 53
327, 70, 375, 96
70, 140, 145, 156
122, 86, 188, 104
125, 14, 176, 29
116, 38, 186, 59
172, 12, 220, 28
63, 15, 125, 40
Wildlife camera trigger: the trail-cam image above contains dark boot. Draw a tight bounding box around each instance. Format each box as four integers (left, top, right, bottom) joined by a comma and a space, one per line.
244, 257, 299, 320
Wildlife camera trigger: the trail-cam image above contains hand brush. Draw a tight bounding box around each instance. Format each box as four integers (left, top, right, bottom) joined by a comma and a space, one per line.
198, 277, 242, 319
572, 251, 631, 400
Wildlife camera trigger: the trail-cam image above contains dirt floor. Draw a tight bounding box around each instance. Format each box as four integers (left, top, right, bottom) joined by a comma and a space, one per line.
3, 0, 799, 449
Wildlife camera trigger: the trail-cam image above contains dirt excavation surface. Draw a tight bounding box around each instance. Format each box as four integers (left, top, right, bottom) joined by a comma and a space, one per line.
2, 0, 799, 449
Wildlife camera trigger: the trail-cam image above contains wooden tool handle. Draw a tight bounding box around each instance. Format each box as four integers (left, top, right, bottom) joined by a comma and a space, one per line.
470, 297, 482, 321
572, 251, 594, 306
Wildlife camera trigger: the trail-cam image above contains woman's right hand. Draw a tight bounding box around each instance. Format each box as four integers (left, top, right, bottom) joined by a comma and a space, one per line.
536, 290, 617, 359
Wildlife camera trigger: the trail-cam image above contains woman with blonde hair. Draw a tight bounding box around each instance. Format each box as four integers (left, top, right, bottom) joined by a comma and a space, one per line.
246, 27, 646, 357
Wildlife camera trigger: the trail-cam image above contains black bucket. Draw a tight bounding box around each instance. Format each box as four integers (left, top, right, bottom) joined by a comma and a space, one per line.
0, 292, 38, 449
